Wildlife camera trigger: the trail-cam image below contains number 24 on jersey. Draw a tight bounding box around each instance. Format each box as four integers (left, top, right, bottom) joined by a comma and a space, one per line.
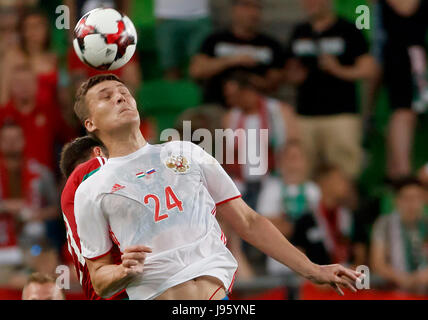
143, 186, 183, 222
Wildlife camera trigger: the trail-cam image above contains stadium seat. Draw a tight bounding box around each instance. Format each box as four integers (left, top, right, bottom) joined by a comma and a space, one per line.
137, 80, 202, 137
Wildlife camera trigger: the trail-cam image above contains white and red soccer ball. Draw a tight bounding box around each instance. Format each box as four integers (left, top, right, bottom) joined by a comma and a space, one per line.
73, 8, 137, 71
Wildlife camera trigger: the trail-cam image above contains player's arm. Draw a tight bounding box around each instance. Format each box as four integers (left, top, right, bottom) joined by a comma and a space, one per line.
85, 245, 152, 298
74, 188, 151, 298
217, 198, 360, 295
194, 142, 360, 294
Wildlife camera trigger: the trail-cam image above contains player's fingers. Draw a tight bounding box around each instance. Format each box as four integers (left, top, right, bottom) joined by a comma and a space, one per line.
335, 276, 357, 293
124, 245, 152, 253
122, 259, 139, 268
337, 266, 360, 281
121, 252, 147, 262
330, 283, 344, 296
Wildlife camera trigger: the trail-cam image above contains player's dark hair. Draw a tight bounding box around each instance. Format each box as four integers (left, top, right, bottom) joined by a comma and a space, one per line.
393, 176, 424, 194
74, 74, 124, 125
59, 135, 108, 178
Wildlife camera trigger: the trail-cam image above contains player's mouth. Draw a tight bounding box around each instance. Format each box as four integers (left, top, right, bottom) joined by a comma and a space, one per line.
119, 107, 135, 114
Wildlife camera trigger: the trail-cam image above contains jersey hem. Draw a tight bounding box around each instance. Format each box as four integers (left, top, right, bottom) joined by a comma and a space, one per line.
84, 246, 114, 261
216, 195, 242, 206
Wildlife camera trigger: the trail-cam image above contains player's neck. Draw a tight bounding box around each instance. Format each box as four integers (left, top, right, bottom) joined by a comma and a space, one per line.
103, 129, 147, 158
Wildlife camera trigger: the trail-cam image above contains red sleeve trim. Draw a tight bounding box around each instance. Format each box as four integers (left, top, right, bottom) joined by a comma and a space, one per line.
85, 247, 113, 261
216, 195, 242, 207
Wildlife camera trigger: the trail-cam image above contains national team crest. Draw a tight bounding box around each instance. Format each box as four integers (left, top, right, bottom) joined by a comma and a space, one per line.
165, 155, 190, 174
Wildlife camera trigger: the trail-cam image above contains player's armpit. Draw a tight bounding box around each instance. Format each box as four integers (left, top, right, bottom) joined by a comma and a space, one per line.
216, 197, 258, 240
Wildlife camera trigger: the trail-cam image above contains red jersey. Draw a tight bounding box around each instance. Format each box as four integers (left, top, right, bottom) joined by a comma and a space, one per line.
61, 157, 127, 300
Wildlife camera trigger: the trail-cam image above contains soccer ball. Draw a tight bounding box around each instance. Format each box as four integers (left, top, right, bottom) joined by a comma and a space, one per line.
73, 8, 137, 71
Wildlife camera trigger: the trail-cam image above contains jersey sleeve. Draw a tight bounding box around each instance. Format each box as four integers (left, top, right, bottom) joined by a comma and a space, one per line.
74, 186, 113, 260
191, 143, 241, 205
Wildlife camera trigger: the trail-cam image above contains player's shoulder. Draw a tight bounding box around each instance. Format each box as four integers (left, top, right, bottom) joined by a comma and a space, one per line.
74, 157, 110, 198
74, 157, 107, 184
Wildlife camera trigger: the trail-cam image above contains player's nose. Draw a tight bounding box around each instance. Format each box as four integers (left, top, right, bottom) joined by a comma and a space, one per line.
115, 92, 126, 105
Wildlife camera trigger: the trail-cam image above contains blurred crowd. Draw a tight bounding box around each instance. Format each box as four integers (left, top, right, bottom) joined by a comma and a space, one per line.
0, 0, 428, 299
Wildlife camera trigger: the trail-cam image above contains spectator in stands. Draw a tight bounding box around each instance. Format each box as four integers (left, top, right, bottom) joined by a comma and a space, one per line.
0, 122, 61, 288
0, 8, 19, 89
284, 0, 376, 179
257, 140, 320, 238
0, 121, 60, 248
257, 140, 321, 275
222, 71, 298, 209
22, 272, 65, 300
0, 9, 59, 105
190, 0, 284, 104
292, 165, 354, 265
221, 71, 298, 274
0, 63, 76, 171
371, 177, 428, 293
155, 0, 212, 80
371, 0, 428, 181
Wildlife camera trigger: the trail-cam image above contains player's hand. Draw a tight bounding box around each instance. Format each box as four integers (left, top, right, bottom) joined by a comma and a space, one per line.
310, 264, 362, 296
121, 245, 152, 277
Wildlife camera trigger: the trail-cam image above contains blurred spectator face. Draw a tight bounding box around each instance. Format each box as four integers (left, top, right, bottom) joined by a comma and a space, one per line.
232, 0, 262, 33
10, 66, 37, 103
0, 11, 19, 51
318, 168, 351, 205
396, 184, 425, 224
0, 125, 24, 158
223, 80, 255, 111
21, 13, 49, 51
279, 143, 308, 184
301, 0, 332, 19
22, 282, 64, 300
223, 80, 242, 108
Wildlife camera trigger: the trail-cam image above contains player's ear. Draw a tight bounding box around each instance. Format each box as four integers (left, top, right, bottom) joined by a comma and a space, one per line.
85, 118, 97, 133
92, 146, 103, 157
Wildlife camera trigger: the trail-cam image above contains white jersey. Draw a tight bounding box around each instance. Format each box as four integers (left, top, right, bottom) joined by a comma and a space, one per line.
74, 141, 240, 300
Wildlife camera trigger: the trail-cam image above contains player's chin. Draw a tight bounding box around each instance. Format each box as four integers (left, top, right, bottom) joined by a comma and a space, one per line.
115, 113, 140, 129
118, 109, 139, 120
